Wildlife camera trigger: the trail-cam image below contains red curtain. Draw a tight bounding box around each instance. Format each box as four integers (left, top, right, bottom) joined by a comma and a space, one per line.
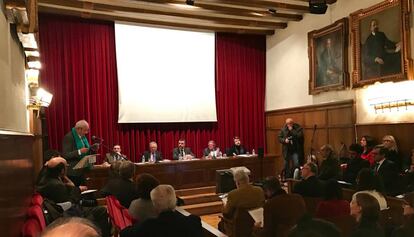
39, 14, 266, 162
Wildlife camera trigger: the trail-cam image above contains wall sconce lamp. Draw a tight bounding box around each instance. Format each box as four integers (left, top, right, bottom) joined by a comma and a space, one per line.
370, 99, 414, 114
27, 87, 53, 113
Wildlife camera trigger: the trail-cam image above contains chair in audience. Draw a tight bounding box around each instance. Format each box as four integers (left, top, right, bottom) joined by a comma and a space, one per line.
31, 193, 44, 206
303, 197, 322, 216
21, 218, 43, 237
221, 208, 255, 237
106, 195, 133, 237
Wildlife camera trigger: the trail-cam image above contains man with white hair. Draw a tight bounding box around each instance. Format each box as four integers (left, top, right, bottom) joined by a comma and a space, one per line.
41, 217, 100, 237
222, 169, 265, 218
62, 120, 98, 186
120, 184, 203, 237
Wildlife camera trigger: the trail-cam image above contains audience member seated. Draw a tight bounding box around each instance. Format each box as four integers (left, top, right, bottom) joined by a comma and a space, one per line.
120, 185, 203, 237
203, 140, 221, 159
128, 173, 160, 222
403, 149, 414, 192
222, 169, 264, 218
293, 162, 325, 198
172, 139, 194, 160
350, 193, 385, 237
360, 135, 376, 166
372, 145, 400, 195
40, 217, 100, 237
315, 179, 350, 219
142, 141, 163, 163
354, 168, 388, 211
226, 136, 247, 156
342, 144, 370, 185
36, 150, 62, 186
338, 143, 350, 165
104, 144, 127, 164
288, 214, 341, 237
100, 161, 138, 208
254, 176, 306, 237
382, 135, 402, 172
318, 144, 340, 181
392, 192, 414, 237
36, 157, 110, 237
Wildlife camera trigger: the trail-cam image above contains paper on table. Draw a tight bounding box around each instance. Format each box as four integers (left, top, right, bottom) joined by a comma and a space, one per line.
248, 207, 264, 227
81, 189, 97, 195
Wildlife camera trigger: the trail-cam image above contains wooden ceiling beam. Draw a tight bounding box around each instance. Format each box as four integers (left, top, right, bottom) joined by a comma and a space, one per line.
38, 2, 275, 35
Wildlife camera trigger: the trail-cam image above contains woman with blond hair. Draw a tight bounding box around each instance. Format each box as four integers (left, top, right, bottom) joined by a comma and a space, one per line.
382, 135, 401, 171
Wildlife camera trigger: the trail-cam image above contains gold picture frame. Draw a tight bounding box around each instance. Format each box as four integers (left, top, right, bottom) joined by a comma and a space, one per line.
350, 0, 413, 87
308, 18, 349, 95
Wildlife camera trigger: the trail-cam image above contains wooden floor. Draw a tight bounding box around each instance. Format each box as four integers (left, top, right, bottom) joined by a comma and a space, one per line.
201, 213, 221, 229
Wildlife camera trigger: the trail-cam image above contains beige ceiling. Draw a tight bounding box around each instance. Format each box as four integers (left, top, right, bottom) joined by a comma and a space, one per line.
37, 0, 336, 35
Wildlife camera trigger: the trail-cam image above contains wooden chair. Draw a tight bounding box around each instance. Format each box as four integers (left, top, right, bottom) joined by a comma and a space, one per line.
106, 195, 133, 237
221, 208, 255, 237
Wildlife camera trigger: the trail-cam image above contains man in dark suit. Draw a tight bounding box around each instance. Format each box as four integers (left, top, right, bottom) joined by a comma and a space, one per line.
120, 185, 203, 237
293, 162, 325, 198
254, 176, 306, 237
226, 136, 247, 156
372, 145, 400, 195
278, 118, 304, 178
343, 143, 370, 184
62, 120, 98, 186
142, 141, 163, 163
36, 157, 110, 237
172, 139, 194, 160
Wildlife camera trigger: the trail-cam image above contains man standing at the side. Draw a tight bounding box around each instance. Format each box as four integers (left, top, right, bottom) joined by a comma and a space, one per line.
62, 120, 97, 186
278, 118, 304, 178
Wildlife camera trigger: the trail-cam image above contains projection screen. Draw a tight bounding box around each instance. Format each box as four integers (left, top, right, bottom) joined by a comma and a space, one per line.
115, 23, 217, 123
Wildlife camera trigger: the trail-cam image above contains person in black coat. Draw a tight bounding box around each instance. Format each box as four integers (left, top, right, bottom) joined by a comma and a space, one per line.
278, 118, 304, 178
350, 192, 385, 237
226, 136, 247, 156
100, 161, 138, 208
372, 145, 401, 196
392, 192, 414, 237
318, 144, 340, 181
120, 185, 203, 237
293, 162, 325, 198
343, 144, 370, 184
172, 139, 194, 160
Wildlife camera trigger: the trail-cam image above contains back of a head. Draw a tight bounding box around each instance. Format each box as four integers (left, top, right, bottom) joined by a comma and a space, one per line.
119, 161, 135, 179
75, 120, 89, 129
307, 162, 318, 176
109, 161, 122, 177
262, 176, 281, 193
136, 173, 160, 200
233, 168, 249, 184
324, 179, 342, 200
41, 217, 100, 237
150, 184, 177, 213
349, 143, 363, 155
43, 150, 62, 163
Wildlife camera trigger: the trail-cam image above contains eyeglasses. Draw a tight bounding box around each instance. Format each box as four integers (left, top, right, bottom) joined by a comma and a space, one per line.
383, 139, 391, 142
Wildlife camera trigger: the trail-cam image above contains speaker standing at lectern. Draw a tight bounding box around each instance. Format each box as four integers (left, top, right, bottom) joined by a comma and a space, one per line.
62, 120, 99, 186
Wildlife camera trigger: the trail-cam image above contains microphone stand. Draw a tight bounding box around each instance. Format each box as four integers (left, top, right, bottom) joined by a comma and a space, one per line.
309, 125, 317, 162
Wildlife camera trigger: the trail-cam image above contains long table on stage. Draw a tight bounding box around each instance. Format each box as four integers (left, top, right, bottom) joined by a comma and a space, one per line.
86, 155, 278, 190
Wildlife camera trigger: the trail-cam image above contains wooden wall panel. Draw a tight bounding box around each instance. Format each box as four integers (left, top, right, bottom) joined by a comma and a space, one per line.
0, 132, 34, 237
266, 100, 355, 171
356, 123, 414, 162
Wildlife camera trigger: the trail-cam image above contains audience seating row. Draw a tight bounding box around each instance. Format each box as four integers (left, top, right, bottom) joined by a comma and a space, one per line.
21, 193, 46, 237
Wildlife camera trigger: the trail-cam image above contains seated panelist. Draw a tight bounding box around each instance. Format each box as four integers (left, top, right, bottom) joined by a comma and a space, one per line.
172, 139, 194, 160
142, 141, 163, 163
105, 144, 127, 164
203, 140, 221, 159
226, 136, 246, 156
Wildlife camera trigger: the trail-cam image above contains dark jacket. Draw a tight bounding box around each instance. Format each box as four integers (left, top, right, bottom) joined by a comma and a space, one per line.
36, 175, 81, 204
278, 123, 304, 163
319, 157, 341, 181
142, 150, 163, 162
392, 218, 414, 237
293, 175, 325, 198
343, 157, 370, 184
351, 219, 385, 237
375, 159, 400, 195
226, 145, 247, 156
120, 210, 203, 237
172, 147, 194, 160
288, 214, 340, 237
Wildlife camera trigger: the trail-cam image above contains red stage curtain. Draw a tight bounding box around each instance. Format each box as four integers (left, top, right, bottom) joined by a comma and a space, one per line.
39, 14, 266, 162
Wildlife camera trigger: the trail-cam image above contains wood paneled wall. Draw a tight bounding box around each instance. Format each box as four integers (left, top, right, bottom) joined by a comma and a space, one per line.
356, 123, 414, 163
266, 100, 355, 173
0, 132, 34, 237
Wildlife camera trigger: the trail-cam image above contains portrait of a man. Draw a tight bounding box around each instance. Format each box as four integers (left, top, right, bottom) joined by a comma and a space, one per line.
308, 18, 348, 95
316, 36, 342, 87
361, 15, 402, 80
351, 0, 411, 87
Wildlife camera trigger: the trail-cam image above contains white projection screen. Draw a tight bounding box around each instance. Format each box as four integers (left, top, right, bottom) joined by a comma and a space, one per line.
115, 23, 217, 123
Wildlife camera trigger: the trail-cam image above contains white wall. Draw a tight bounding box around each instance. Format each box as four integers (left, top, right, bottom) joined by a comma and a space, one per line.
266, 0, 414, 125
0, 1, 30, 133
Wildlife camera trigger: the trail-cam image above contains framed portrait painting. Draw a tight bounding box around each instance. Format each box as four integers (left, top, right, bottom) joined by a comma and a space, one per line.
350, 0, 413, 87
308, 18, 348, 95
